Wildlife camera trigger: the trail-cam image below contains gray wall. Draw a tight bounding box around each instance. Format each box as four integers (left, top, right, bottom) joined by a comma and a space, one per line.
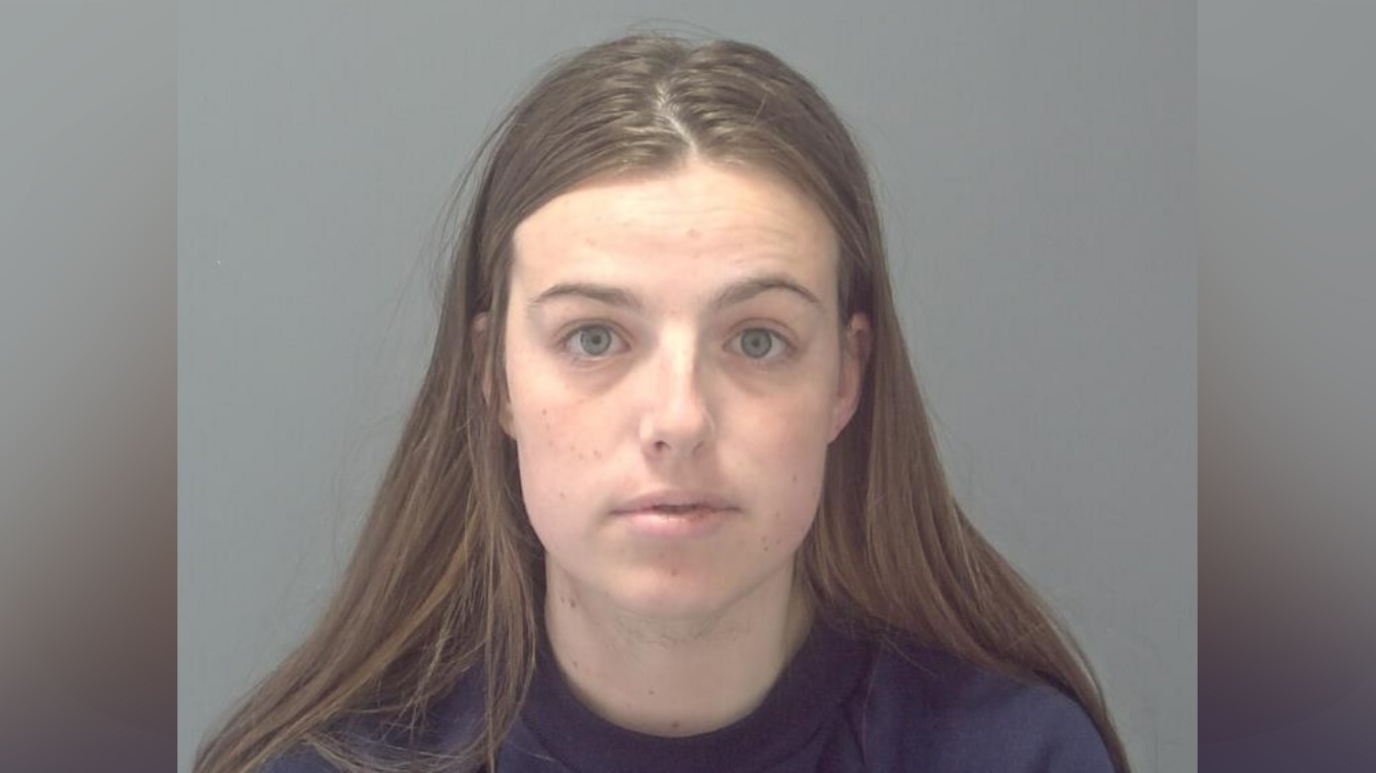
178, 2, 1195, 772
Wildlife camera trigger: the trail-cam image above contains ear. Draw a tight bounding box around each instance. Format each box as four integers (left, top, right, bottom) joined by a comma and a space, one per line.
829, 313, 871, 442
471, 313, 513, 436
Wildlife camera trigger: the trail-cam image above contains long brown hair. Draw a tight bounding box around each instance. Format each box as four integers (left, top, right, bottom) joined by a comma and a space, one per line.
195, 33, 1131, 773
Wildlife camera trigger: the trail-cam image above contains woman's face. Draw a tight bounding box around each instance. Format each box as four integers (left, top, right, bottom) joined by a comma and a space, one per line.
501, 160, 867, 622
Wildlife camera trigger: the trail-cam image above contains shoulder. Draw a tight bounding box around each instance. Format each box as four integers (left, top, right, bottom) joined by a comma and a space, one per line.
854, 641, 1116, 773
253, 674, 486, 773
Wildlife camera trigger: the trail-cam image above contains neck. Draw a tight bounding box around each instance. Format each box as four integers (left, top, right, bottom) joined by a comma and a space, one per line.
543, 565, 812, 737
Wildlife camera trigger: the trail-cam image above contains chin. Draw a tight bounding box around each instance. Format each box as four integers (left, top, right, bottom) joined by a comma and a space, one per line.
609, 564, 785, 627
610, 576, 728, 620
548, 552, 793, 626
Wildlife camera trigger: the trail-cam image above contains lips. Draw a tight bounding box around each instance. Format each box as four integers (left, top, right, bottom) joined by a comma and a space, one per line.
612, 490, 737, 515
611, 490, 738, 539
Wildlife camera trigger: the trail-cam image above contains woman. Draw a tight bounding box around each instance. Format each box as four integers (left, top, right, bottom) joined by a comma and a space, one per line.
196, 33, 1130, 773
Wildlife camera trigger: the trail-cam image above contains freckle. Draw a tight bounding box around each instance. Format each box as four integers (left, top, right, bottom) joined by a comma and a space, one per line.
671, 721, 681, 730
792, 474, 798, 483
592, 450, 601, 459
670, 568, 678, 577
568, 597, 578, 609
648, 688, 656, 695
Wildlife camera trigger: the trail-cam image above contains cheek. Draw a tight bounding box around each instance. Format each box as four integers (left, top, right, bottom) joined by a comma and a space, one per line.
747, 382, 838, 463
738, 395, 836, 534
507, 388, 617, 536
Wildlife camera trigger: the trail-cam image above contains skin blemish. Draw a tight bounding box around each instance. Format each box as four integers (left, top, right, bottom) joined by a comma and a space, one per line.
671, 722, 681, 730
669, 568, 679, 577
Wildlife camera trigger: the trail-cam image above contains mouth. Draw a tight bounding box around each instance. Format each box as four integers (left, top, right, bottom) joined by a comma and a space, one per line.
612, 491, 737, 516
612, 495, 738, 539
644, 504, 722, 517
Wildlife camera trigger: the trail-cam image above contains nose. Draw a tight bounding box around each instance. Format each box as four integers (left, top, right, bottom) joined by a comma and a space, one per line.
639, 335, 715, 460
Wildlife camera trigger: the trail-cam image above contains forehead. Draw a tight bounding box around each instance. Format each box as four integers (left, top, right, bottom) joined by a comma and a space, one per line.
510, 162, 838, 295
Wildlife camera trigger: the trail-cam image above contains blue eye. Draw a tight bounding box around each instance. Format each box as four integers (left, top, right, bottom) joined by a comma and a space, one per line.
566, 325, 619, 357
735, 328, 786, 360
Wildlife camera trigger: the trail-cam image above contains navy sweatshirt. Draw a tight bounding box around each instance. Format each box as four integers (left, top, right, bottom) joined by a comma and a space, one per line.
261, 622, 1115, 772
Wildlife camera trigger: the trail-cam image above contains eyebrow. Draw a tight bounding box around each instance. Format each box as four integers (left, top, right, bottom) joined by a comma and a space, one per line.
528, 273, 824, 314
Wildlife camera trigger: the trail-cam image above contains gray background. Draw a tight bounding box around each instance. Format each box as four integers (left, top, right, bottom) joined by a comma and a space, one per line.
178, 2, 1195, 772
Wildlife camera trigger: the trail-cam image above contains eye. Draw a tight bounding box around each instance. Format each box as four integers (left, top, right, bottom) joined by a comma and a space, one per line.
563, 324, 624, 359
732, 327, 789, 361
